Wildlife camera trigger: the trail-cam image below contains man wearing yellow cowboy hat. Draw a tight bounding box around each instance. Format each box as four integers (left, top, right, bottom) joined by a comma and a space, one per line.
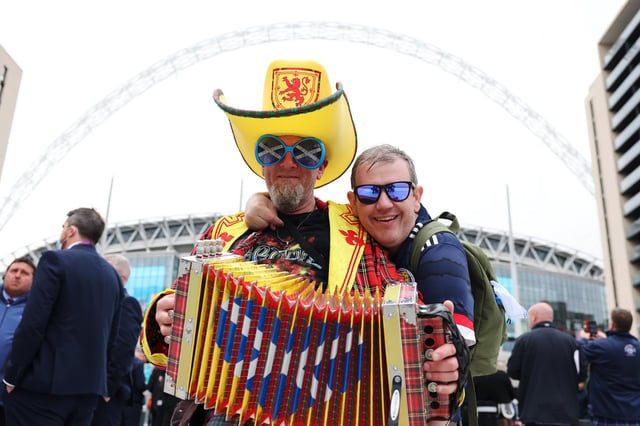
141, 59, 462, 425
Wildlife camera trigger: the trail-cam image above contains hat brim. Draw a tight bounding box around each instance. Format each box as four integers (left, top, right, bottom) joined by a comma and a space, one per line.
214, 83, 357, 188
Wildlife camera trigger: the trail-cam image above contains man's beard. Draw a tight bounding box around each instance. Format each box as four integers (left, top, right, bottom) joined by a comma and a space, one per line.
269, 181, 304, 213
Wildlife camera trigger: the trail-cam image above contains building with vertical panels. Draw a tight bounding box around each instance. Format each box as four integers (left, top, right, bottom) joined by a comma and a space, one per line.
586, 0, 640, 335
0, 45, 22, 183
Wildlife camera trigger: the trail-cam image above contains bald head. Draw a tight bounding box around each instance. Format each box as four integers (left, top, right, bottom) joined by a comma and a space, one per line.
528, 302, 554, 329
105, 254, 131, 286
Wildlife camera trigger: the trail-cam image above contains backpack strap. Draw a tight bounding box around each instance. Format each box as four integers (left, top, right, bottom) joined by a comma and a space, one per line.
410, 211, 459, 272
466, 369, 479, 426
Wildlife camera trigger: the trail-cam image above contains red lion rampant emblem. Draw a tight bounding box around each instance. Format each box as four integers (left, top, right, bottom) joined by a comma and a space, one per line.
272, 67, 321, 109
216, 232, 235, 248
339, 229, 365, 247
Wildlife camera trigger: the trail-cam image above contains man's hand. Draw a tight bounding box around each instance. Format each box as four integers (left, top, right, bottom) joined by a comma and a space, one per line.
422, 300, 460, 395
156, 293, 176, 338
244, 192, 283, 230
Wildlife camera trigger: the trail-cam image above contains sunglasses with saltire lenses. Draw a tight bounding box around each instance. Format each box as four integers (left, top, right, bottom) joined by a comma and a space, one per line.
255, 135, 326, 169
354, 181, 415, 204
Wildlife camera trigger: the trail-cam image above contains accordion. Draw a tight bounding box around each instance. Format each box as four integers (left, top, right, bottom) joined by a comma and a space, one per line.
164, 246, 459, 425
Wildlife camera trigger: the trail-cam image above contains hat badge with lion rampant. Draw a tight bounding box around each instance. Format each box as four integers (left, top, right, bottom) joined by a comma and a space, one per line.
213, 59, 357, 188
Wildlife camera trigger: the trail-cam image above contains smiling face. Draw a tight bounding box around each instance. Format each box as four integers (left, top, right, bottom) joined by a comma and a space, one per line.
348, 157, 422, 255
262, 135, 326, 214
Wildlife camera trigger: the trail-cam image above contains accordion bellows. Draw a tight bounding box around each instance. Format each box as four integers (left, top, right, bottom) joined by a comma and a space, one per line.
165, 250, 455, 425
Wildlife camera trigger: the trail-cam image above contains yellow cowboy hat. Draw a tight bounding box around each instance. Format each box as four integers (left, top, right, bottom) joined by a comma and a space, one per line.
213, 59, 357, 188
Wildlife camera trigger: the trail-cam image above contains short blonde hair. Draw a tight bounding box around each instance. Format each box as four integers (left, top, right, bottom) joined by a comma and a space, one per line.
105, 253, 131, 284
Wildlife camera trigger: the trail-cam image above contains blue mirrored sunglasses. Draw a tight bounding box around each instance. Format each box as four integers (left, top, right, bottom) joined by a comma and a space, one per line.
354, 181, 414, 205
255, 135, 326, 169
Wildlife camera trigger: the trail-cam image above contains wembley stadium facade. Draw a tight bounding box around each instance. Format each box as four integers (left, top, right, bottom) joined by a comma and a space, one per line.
1, 213, 607, 335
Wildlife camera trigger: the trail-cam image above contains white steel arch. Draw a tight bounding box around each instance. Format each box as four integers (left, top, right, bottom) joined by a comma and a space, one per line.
0, 21, 594, 235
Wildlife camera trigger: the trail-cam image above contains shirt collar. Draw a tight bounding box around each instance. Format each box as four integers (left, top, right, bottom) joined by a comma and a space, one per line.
67, 240, 94, 249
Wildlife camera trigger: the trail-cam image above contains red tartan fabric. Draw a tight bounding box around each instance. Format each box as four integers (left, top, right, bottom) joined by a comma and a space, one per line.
188, 265, 216, 399
165, 270, 191, 387
141, 200, 404, 368
183, 270, 462, 425
141, 288, 174, 367
142, 200, 459, 425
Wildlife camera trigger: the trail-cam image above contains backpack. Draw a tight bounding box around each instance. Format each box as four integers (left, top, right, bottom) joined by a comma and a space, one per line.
410, 211, 508, 426
410, 211, 508, 377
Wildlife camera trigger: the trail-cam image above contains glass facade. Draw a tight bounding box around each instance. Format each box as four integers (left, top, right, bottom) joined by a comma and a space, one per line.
494, 263, 607, 336
125, 252, 180, 311
118, 249, 608, 339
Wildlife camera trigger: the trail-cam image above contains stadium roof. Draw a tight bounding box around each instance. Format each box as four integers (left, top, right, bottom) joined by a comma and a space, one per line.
0, 213, 604, 281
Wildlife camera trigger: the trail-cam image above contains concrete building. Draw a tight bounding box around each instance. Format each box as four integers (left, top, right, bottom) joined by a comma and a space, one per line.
586, 0, 640, 334
0, 45, 22, 183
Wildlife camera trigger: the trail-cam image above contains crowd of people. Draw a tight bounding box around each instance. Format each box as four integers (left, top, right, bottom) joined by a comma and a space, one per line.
0, 57, 638, 426
0, 211, 184, 426
503, 303, 640, 426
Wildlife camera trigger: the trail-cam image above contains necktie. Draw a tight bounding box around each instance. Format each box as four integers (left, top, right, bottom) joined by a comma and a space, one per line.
7, 298, 13, 305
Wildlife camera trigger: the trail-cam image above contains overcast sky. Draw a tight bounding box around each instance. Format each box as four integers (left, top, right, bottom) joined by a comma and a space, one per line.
0, 0, 627, 263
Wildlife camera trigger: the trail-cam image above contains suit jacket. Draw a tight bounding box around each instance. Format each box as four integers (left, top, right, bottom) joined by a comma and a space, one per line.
127, 357, 146, 405
108, 289, 143, 397
4, 243, 122, 396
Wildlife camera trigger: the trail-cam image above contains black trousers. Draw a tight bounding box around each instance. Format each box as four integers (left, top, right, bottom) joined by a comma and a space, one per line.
91, 396, 126, 426
5, 387, 98, 426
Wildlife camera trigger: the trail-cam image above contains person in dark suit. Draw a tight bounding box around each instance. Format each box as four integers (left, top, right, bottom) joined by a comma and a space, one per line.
91, 253, 143, 426
2, 207, 123, 426
147, 367, 180, 426
120, 350, 147, 426
507, 302, 587, 426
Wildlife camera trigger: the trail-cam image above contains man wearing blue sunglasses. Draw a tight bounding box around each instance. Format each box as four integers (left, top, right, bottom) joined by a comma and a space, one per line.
248, 144, 474, 345
347, 145, 475, 348
248, 143, 475, 424
142, 60, 465, 425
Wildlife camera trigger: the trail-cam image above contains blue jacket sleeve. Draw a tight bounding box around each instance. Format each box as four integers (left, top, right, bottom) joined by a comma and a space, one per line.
4, 252, 61, 385
414, 231, 475, 344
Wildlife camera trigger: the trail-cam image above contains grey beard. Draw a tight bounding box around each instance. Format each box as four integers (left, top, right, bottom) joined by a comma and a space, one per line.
270, 182, 304, 213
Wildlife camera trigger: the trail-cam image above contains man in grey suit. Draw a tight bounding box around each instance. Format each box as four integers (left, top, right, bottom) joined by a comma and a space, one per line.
3, 207, 123, 426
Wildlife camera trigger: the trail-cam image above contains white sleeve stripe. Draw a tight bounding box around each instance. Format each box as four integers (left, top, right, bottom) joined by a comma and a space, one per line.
423, 234, 440, 250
